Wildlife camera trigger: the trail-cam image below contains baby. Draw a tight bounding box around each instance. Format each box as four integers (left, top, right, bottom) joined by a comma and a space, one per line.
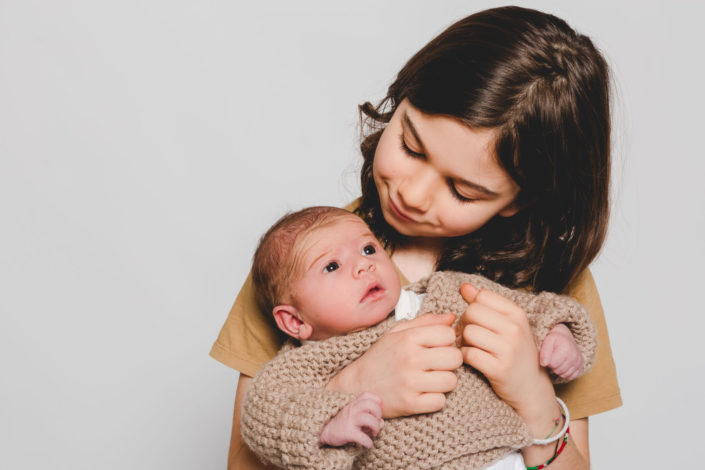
242, 206, 596, 469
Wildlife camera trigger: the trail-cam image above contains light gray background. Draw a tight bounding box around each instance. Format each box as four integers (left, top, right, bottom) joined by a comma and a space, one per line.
1, 1, 703, 468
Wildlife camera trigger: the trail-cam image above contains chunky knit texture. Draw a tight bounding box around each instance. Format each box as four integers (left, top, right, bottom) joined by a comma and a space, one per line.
241, 271, 597, 469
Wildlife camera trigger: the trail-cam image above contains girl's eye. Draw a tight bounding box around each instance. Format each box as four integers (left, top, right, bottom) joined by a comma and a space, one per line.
324, 262, 339, 273
362, 244, 376, 255
399, 134, 425, 159
447, 179, 477, 203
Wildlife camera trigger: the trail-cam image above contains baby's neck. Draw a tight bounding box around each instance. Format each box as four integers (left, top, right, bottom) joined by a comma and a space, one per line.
391, 239, 441, 283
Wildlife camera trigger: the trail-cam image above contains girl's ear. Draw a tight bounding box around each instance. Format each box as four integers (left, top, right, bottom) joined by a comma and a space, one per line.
272, 305, 313, 340
498, 201, 520, 217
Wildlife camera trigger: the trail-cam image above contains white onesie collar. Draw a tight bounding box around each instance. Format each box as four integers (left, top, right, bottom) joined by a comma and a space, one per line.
394, 288, 426, 322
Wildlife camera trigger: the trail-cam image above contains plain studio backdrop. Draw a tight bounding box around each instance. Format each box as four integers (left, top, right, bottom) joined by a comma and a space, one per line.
1, 1, 703, 468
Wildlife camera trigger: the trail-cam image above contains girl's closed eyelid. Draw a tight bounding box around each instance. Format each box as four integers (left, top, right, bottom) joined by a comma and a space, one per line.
447, 179, 478, 203
399, 133, 425, 159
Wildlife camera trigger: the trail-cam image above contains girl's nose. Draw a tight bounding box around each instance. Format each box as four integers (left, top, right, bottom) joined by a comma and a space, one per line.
398, 168, 436, 213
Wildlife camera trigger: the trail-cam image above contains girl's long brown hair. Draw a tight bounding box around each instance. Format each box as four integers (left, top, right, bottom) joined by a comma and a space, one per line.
356, 6, 611, 293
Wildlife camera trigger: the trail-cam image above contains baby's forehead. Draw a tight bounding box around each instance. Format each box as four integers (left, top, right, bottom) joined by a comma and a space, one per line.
295, 214, 370, 253
290, 215, 370, 266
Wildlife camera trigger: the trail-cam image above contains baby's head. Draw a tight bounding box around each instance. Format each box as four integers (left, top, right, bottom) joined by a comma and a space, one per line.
252, 206, 401, 341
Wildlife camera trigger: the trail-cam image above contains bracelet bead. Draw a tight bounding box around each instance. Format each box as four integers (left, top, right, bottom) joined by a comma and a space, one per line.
526, 426, 570, 470
531, 397, 570, 445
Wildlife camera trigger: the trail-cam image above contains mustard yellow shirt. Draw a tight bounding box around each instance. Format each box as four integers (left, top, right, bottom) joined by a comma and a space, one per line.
210, 204, 622, 419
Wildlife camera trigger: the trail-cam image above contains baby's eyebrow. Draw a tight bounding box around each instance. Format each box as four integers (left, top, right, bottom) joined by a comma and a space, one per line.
306, 250, 329, 272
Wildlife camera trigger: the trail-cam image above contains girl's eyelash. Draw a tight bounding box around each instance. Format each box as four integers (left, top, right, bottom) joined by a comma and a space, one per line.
399, 134, 425, 159
447, 179, 476, 203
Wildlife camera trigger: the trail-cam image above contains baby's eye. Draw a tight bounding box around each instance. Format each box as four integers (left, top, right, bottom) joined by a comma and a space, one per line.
324, 262, 339, 273
362, 245, 376, 255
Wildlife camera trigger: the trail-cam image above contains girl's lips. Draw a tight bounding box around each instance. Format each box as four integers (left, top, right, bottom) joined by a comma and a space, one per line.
361, 284, 385, 303
388, 197, 417, 223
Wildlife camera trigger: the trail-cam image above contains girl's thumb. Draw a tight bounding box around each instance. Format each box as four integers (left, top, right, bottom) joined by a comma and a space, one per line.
460, 283, 480, 304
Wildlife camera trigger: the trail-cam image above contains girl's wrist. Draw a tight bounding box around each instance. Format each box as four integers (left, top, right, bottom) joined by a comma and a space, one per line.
325, 362, 359, 395
513, 373, 560, 442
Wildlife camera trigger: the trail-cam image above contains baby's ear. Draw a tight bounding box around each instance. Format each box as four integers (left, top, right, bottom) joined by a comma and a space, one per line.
273, 305, 313, 340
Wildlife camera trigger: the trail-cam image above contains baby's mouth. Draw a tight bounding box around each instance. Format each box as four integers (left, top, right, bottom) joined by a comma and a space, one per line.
361, 283, 385, 303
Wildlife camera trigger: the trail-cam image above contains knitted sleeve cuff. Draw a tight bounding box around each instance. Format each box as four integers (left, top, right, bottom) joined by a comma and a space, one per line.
524, 291, 599, 383
242, 386, 362, 469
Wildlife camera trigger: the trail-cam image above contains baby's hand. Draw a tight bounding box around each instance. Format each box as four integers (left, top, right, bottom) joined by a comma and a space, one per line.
539, 323, 584, 381
319, 392, 384, 448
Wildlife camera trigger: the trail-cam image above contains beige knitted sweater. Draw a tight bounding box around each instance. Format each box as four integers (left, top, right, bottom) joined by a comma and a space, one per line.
241, 271, 597, 470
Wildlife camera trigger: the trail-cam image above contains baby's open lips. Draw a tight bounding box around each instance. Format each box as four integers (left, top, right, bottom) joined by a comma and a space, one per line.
360, 283, 385, 303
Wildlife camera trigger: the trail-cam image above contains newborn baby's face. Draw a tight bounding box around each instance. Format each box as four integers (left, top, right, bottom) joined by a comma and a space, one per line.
289, 215, 402, 340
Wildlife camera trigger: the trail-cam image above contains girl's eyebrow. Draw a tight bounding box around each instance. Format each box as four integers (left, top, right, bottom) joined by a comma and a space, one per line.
402, 111, 425, 149
402, 110, 500, 198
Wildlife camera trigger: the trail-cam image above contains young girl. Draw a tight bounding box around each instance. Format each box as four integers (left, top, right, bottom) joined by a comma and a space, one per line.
212, 6, 621, 469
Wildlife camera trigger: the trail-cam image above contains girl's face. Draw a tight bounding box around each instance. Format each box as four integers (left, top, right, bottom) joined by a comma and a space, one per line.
373, 99, 520, 240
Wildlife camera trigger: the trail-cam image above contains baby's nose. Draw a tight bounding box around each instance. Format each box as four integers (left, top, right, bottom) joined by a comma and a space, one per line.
355, 260, 375, 276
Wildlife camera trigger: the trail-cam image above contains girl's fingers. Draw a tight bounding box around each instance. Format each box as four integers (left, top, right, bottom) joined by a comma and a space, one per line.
460, 284, 526, 316
413, 392, 447, 414
406, 323, 457, 348
416, 346, 463, 371
460, 283, 481, 304
389, 312, 455, 333
460, 346, 499, 377
460, 302, 511, 335
461, 324, 503, 357
409, 370, 458, 393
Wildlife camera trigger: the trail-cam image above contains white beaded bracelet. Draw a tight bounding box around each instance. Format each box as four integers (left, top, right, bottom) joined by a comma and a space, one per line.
532, 397, 570, 445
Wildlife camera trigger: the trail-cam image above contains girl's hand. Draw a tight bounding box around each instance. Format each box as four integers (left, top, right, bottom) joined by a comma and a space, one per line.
456, 284, 555, 417
319, 392, 383, 449
326, 313, 463, 419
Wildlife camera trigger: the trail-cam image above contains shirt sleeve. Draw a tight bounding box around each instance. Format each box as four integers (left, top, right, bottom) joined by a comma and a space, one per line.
554, 269, 622, 419
209, 272, 282, 377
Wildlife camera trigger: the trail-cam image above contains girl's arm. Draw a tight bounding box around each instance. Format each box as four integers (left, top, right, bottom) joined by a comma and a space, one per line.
457, 284, 589, 468
326, 312, 463, 418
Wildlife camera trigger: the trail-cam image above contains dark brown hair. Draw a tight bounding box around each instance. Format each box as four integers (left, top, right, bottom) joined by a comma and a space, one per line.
357, 6, 611, 293
252, 206, 356, 336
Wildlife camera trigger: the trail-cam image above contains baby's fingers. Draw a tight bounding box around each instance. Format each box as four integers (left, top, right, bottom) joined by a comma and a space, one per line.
354, 392, 383, 419
564, 365, 582, 381
356, 412, 383, 437
349, 429, 374, 449
539, 334, 558, 368
551, 361, 573, 378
